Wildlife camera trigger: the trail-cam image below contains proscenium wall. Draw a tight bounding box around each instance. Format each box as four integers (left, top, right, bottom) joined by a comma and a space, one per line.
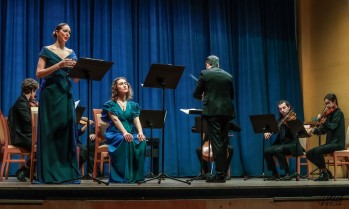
298, 0, 349, 175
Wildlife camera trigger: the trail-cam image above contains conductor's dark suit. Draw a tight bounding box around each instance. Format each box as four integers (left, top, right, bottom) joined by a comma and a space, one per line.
8, 94, 32, 151
193, 67, 235, 175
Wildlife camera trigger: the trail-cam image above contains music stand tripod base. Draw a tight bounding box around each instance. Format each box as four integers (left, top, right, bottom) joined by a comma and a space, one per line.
138, 63, 189, 185
140, 110, 164, 179
282, 119, 311, 181
186, 115, 209, 183
249, 114, 279, 181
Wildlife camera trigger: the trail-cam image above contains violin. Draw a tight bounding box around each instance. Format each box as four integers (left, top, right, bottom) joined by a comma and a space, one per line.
278, 109, 296, 127
314, 105, 336, 127
308, 105, 337, 135
265, 109, 296, 140
29, 99, 39, 107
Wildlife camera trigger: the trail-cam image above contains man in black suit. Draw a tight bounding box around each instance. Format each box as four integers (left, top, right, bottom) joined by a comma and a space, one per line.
193, 55, 235, 183
8, 78, 39, 182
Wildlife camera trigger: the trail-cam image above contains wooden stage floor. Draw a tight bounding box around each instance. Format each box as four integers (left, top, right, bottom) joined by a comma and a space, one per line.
0, 176, 349, 201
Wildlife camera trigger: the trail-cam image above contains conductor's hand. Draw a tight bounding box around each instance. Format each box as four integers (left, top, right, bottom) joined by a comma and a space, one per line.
264, 132, 272, 140
123, 132, 133, 142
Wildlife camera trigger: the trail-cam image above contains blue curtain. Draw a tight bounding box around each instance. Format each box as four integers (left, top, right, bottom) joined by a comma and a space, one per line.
0, 0, 303, 177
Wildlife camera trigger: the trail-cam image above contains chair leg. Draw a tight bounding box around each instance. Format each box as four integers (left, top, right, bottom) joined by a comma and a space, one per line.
0, 151, 8, 181
5, 154, 11, 180
334, 155, 337, 181
93, 153, 97, 179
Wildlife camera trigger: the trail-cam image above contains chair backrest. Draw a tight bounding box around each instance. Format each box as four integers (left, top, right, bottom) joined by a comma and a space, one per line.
0, 112, 11, 148
0, 111, 6, 146
345, 126, 349, 149
93, 109, 109, 144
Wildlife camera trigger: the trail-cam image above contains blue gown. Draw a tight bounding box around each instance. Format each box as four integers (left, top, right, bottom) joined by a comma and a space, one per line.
36, 47, 80, 183
102, 100, 146, 183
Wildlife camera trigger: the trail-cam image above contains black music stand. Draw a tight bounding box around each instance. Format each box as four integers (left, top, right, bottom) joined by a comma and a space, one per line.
63, 57, 113, 185
283, 119, 310, 181
138, 63, 189, 184
75, 106, 85, 124
139, 109, 166, 178
303, 121, 321, 178
249, 114, 279, 180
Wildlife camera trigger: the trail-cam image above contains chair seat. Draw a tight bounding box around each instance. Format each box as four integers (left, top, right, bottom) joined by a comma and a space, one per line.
334, 150, 349, 154
98, 144, 108, 149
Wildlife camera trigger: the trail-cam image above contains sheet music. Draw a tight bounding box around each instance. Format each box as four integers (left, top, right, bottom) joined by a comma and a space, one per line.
74, 100, 80, 108
180, 108, 202, 114
189, 74, 198, 81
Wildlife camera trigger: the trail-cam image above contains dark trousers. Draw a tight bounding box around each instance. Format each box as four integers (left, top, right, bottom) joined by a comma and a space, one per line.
78, 141, 96, 174
13, 140, 31, 167
306, 143, 342, 169
205, 116, 231, 175
264, 143, 295, 176
196, 144, 233, 174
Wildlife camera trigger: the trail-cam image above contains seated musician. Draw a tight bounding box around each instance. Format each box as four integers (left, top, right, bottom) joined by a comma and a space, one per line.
263, 100, 304, 181
193, 120, 240, 180
306, 93, 345, 181
8, 78, 39, 182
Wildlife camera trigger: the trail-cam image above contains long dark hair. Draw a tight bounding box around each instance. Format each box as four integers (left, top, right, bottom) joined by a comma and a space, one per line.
324, 93, 338, 106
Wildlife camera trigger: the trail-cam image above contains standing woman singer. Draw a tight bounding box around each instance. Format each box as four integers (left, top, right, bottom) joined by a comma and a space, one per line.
35, 23, 80, 183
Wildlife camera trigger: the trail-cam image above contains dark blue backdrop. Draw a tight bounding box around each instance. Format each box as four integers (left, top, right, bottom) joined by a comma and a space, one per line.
0, 0, 303, 177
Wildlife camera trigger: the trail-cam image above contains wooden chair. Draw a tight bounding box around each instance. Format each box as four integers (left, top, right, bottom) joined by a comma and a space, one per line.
332, 126, 349, 180
92, 109, 110, 179
0, 111, 29, 181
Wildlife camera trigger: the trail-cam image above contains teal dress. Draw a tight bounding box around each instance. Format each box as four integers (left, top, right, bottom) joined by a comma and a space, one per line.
101, 100, 146, 183
36, 47, 80, 183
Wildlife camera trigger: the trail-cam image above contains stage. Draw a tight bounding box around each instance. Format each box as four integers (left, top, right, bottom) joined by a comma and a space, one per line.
1, 176, 349, 208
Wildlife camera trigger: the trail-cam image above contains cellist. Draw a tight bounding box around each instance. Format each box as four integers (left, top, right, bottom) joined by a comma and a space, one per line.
263, 100, 303, 181
306, 93, 345, 181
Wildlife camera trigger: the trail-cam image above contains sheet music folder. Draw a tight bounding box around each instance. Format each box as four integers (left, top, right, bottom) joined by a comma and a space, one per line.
140, 110, 166, 129
286, 119, 311, 138
143, 64, 185, 89
75, 106, 85, 124
249, 114, 278, 134
180, 108, 202, 115
68, 57, 114, 81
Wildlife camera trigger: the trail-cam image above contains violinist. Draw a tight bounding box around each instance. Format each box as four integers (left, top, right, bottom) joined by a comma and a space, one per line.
306, 93, 345, 181
8, 78, 39, 182
263, 100, 304, 181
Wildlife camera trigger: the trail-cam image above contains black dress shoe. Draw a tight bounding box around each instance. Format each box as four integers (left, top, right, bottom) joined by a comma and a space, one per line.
15, 169, 27, 182
206, 174, 226, 183
326, 169, 334, 179
314, 171, 329, 181
279, 174, 294, 181
265, 175, 279, 181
